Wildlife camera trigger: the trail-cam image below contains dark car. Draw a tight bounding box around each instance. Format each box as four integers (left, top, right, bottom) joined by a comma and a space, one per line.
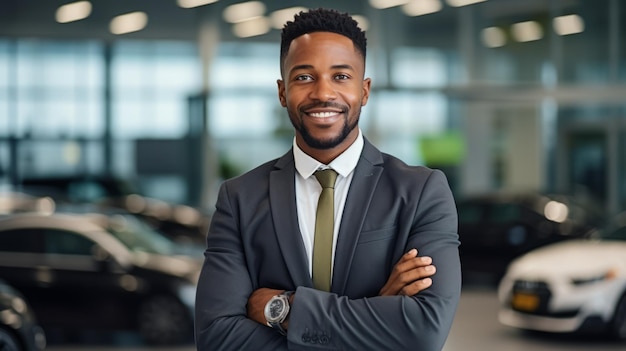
0, 279, 46, 351
457, 192, 603, 285
15, 175, 209, 247
0, 212, 200, 345
15, 175, 139, 207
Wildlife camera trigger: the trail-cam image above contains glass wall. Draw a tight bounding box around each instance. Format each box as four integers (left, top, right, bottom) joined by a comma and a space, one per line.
0, 40, 105, 184
0, 39, 202, 203
14, 41, 104, 138
0, 0, 624, 213
111, 41, 200, 139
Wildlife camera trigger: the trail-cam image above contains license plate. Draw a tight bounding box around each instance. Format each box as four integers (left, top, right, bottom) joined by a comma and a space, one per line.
511, 292, 539, 312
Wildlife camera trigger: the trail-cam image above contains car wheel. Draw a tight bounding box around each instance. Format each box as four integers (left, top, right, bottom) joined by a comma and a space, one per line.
610, 293, 626, 340
137, 294, 192, 345
0, 327, 22, 351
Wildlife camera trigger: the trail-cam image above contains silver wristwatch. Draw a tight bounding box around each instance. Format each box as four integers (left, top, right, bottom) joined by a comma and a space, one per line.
264, 291, 294, 335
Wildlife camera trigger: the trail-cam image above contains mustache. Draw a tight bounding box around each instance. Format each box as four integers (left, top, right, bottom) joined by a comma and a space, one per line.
300, 101, 348, 113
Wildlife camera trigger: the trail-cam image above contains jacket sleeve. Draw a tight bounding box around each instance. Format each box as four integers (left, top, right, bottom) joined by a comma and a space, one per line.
286, 170, 461, 351
195, 183, 289, 351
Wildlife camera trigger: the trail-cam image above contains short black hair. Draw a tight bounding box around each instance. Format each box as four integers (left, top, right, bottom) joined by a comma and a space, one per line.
280, 8, 367, 69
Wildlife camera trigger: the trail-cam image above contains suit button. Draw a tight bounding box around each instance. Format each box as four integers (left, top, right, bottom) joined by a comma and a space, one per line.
319, 335, 329, 344
302, 335, 310, 343
310, 335, 319, 344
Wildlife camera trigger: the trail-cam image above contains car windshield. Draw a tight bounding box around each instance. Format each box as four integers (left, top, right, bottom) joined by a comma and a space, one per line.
105, 214, 178, 255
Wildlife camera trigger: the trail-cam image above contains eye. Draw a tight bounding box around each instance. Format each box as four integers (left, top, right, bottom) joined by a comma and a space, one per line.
334, 74, 350, 80
295, 75, 313, 81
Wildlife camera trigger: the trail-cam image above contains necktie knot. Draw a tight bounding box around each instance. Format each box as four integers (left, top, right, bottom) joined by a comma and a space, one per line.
314, 169, 338, 189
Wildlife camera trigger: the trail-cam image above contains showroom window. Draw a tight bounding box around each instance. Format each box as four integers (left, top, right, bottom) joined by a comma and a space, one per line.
13, 40, 104, 138
0, 40, 103, 138
111, 40, 201, 139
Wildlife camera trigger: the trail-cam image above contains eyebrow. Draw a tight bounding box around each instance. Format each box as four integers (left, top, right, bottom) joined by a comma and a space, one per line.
289, 63, 355, 75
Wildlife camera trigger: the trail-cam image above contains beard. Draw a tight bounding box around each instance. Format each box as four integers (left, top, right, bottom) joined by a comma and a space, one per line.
288, 102, 360, 150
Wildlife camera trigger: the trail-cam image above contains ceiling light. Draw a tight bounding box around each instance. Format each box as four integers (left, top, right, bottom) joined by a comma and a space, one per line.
369, 0, 411, 10
352, 15, 370, 31
481, 26, 506, 48
177, 0, 219, 8
270, 6, 308, 29
511, 20, 543, 42
110, 12, 148, 35
445, 0, 486, 7
232, 16, 270, 38
55, 1, 92, 23
553, 14, 584, 36
224, 1, 266, 23
402, 0, 442, 16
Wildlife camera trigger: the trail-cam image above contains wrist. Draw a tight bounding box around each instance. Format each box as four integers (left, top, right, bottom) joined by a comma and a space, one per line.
264, 290, 294, 335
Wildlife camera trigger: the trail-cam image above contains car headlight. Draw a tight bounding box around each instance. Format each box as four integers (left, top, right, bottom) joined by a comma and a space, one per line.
571, 268, 619, 286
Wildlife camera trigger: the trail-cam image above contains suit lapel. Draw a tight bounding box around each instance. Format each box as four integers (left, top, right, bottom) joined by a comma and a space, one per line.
269, 151, 312, 288
332, 139, 384, 294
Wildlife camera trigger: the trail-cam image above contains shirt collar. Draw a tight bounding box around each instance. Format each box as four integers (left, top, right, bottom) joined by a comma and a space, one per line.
294, 129, 364, 179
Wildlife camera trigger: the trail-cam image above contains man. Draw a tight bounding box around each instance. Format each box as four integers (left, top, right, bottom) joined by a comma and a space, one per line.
195, 8, 461, 351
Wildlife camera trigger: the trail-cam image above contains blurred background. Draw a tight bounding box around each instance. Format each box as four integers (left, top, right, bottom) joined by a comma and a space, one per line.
0, 0, 625, 350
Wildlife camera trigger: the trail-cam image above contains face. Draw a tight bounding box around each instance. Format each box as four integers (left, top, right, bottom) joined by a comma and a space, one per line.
277, 32, 371, 161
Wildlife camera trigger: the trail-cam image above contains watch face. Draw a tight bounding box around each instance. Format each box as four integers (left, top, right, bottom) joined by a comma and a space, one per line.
265, 295, 290, 324
268, 299, 285, 319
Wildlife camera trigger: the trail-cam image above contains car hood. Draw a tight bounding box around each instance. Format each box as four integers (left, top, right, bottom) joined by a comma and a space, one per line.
507, 239, 626, 278
132, 252, 202, 283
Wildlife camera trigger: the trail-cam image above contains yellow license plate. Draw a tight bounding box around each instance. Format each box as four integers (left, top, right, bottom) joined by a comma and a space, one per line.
511, 292, 539, 312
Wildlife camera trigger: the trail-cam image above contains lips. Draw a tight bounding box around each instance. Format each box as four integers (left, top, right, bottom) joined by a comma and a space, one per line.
301, 102, 347, 119
307, 111, 341, 118
303, 109, 343, 127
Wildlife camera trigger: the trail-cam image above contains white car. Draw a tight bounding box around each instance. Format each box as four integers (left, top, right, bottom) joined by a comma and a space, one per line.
497, 226, 626, 339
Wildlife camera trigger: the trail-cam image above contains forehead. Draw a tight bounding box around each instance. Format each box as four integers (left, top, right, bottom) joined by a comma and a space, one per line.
284, 31, 363, 67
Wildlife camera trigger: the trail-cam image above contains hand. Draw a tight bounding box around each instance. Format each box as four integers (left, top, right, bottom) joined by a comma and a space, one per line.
379, 249, 436, 296
247, 288, 284, 325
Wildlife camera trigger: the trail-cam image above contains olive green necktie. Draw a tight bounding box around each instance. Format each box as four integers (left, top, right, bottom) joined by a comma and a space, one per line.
312, 169, 338, 292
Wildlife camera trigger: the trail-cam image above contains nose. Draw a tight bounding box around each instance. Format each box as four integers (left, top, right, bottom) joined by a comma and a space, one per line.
310, 78, 337, 101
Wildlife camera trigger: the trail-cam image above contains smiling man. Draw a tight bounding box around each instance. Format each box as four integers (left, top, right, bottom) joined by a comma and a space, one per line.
195, 8, 461, 351
278, 30, 367, 163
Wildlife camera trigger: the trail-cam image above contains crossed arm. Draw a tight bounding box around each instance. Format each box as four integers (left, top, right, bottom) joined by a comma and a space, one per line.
246, 248, 436, 329
195, 171, 461, 351
195, 223, 458, 351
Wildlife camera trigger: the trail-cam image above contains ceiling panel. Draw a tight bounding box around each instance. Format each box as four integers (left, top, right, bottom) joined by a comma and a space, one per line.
0, 0, 609, 47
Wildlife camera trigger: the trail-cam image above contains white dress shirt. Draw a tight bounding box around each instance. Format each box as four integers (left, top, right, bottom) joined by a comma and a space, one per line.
293, 129, 364, 277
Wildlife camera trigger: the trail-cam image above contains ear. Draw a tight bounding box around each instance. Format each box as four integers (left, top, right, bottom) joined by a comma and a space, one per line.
361, 78, 371, 106
277, 79, 287, 107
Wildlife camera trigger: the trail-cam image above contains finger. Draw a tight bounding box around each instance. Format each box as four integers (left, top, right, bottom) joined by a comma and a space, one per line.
386, 252, 418, 282
405, 248, 418, 257
380, 251, 434, 296
395, 264, 437, 286
392, 256, 433, 276
399, 278, 433, 296
383, 256, 433, 294
380, 265, 436, 296
395, 249, 418, 265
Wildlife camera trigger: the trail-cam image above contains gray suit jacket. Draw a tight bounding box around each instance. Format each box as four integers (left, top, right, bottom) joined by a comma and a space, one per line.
195, 138, 461, 351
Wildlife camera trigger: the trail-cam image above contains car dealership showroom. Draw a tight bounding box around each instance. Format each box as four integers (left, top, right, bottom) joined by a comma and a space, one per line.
1, 0, 626, 350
